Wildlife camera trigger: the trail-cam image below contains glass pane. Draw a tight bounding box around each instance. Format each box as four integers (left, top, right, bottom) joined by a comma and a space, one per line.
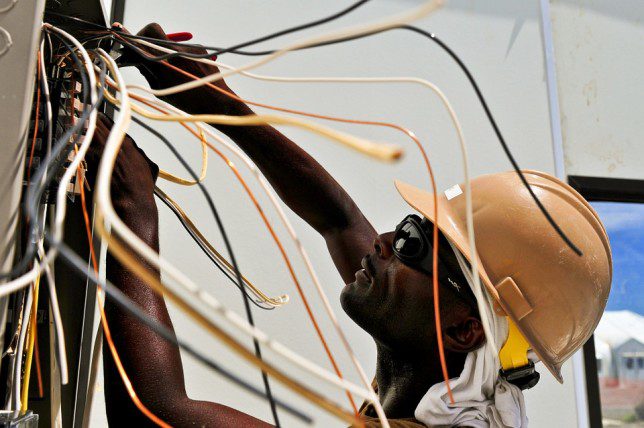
592, 202, 644, 427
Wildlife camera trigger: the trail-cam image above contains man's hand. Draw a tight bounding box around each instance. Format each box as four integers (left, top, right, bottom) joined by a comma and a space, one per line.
85, 113, 158, 214
117, 23, 250, 117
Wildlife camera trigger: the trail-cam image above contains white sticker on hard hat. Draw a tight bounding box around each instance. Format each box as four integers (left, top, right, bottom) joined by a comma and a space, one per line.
445, 184, 463, 200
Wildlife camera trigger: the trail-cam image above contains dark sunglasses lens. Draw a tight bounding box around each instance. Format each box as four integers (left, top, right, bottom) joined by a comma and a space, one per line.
394, 222, 423, 257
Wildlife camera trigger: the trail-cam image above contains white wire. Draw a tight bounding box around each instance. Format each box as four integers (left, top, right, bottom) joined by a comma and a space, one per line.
122, 91, 388, 425
36, 43, 71, 385
95, 49, 378, 407
124, 0, 442, 97
11, 283, 33, 415
42, 24, 99, 252
40, 23, 100, 385
127, 38, 497, 353
0, 26, 103, 391
37, 240, 69, 386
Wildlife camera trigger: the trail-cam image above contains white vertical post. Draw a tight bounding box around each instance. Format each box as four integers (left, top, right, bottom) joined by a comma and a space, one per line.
539, 1, 590, 427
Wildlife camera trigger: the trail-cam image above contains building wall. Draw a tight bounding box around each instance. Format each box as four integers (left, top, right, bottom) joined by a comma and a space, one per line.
89, 1, 582, 427
615, 340, 644, 382
550, 0, 644, 181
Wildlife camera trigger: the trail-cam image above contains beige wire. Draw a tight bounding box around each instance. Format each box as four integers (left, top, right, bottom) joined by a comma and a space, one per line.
154, 186, 288, 307
157, 126, 209, 186
94, 216, 360, 425
104, 91, 401, 162
95, 50, 371, 425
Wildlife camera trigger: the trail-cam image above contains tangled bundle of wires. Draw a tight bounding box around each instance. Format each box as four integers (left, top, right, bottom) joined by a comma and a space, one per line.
1, 1, 583, 426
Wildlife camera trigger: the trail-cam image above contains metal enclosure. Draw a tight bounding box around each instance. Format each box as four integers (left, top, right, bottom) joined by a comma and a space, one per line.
0, 0, 47, 374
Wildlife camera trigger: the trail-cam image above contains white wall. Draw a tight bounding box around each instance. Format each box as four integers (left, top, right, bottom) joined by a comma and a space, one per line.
89, 1, 581, 426
551, 0, 644, 180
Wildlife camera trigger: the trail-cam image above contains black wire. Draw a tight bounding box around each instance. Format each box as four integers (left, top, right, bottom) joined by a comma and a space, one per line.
112, 24, 583, 256
21, 38, 308, 421
153, 187, 275, 311
48, 0, 372, 58
0, 32, 100, 281
19, 38, 307, 423
121, 111, 281, 426
51, 239, 312, 424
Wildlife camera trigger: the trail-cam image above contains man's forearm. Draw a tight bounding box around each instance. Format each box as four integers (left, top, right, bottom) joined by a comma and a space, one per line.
103, 202, 189, 425
211, 96, 363, 235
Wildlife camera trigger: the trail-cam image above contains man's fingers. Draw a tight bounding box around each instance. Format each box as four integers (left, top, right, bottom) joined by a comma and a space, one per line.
137, 22, 169, 41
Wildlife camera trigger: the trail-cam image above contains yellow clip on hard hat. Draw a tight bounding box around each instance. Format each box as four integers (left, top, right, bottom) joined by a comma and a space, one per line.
395, 170, 612, 383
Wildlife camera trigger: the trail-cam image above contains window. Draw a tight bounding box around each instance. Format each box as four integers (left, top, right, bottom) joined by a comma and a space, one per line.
569, 176, 644, 428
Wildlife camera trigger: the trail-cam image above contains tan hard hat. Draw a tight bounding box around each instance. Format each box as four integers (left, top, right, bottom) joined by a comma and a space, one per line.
395, 170, 612, 382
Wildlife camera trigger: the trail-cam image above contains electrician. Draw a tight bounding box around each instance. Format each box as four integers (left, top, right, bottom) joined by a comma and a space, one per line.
86, 24, 612, 427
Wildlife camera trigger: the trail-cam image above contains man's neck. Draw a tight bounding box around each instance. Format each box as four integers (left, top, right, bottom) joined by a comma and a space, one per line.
374, 343, 451, 420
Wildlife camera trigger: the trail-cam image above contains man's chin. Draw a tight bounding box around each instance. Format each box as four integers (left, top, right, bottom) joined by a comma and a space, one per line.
340, 282, 376, 328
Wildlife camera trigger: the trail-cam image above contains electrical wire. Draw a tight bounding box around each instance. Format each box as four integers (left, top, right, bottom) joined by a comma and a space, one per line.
71, 31, 280, 426
105, 15, 460, 414
101, 50, 357, 422
20, 275, 40, 413
0, 33, 99, 284
30, 27, 362, 421
154, 186, 285, 310
105, 11, 582, 256
124, 93, 287, 309
119, 111, 284, 425
79, 154, 171, 428
112, 37, 463, 403
26, 54, 42, 183
116, 51, 430, 414
30, 34, 313, 424
114, 82, 392, 417
51, 239, 313, 423
121, 0, 373, 59
94, 48, 376, 424
50, 3, 442, 420
121, 87, 390, 417
11, 283, 33, 415
115, 24, 509, 395
112, 1, 442, 98
157, 125, 208, 186
107, 91, 364, 418
116, 34, 431, 164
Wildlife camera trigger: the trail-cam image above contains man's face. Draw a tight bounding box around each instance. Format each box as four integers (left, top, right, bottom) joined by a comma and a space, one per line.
340, 231, 445, 353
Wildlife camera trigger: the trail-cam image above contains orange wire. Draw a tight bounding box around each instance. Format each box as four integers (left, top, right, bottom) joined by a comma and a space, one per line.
26, 52, 46, 399
146, 50, 454, 404
32, 327, 44, 398
117, 33, 452, 403
27, 55, 42, 183
77, 152, 171, 427
125, 91, 363, 416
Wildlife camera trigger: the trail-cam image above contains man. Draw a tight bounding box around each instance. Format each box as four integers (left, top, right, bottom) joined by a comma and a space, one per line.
88, 24, 612, 427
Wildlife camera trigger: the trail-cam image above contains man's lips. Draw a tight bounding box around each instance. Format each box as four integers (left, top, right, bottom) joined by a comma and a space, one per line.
360, 255, 374, 281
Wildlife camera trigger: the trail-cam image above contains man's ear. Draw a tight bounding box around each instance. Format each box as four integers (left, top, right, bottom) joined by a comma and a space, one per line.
443, 317, 485, 353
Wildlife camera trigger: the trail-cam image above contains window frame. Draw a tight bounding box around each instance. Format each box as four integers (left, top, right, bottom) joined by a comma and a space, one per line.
568, 175, 644, 428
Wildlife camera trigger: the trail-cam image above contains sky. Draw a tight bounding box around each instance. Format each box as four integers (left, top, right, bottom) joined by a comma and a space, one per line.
591, 201, 644, 315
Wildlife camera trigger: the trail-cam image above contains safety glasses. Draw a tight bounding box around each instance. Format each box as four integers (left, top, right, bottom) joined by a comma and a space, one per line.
393, 214, 476, 304
393, 214, 435, 272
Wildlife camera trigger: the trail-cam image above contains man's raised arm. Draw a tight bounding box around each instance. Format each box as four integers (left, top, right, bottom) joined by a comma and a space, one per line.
125, 23, 377, 282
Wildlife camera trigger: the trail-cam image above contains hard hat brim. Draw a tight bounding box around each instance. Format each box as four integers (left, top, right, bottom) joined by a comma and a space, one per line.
394, 179, 564, 383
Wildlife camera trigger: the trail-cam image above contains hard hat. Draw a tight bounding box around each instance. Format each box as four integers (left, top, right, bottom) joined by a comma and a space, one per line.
395, 170, 612, 382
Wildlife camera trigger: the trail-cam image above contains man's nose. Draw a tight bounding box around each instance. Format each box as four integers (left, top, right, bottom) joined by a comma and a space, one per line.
374, 233, 394, 260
